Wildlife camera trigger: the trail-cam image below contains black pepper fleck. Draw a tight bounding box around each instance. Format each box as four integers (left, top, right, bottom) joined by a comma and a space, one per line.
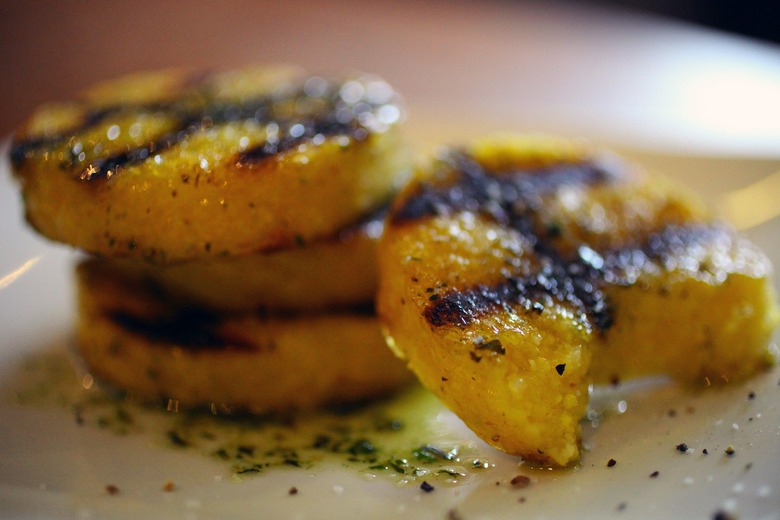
725, 445, 736, 456
555, 363, 566, 376
607, 458, 617, 467
712, 510, 738, 520
703, 449, 709, 455
105, 484, 119, 495
510, 475, 531, 488
748, 391, 756, 400
617, 502, 627, 512
447, 509, 464, 520
476, 338, 506, 355
74, 408, 85, 426
420, 481, 435, 493
676, 443, 689, 453
288, 486, 298, 495
650, 470, 659, 478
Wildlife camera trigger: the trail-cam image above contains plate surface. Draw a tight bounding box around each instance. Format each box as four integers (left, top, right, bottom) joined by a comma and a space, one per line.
0, 139, 779, 520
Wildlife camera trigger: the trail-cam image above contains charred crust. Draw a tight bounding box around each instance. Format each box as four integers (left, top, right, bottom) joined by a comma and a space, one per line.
390, 151, 622, 226
107, 308, 256, 351
234, 119, 366, 168
422, 222, 737, 331
413, 150, 740, 332
10, 73, 400, 181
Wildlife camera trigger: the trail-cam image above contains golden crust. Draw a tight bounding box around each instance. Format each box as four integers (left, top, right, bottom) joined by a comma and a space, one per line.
104, 208, 385, 312
11, 66, 410, 263
76, 259, 413, 412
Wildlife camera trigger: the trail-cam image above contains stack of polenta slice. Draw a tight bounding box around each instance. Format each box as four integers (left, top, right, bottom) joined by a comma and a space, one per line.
10, 66, 414, 412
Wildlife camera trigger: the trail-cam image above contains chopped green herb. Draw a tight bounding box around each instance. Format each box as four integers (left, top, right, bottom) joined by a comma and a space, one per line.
236, 466, 261, 475
413, 445, 454, 463
213, 448, 229, 460
437, 469, 466, 478
389, 459, 410, 474
114, 407, 133, 425
374, 418, 404, 431
347, 439, 377, 456
166, 430, 189, 448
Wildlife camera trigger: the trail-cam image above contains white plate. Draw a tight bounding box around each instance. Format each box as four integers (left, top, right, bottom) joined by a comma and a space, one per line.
0, 140, 778, 520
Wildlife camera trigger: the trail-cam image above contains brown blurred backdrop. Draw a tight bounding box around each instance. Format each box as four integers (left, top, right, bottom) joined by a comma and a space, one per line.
1, 0, 778, 156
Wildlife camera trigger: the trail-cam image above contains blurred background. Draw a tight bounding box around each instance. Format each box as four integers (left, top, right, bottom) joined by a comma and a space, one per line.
1, 0, 779, 158
596, 0, 779, 43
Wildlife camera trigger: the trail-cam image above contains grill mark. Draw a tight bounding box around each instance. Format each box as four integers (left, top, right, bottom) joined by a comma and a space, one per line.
391, 152, 621, 226
424, 222, 735, 331
71, 97, 279, 180
402, 150, 737, 332
10, 103, 155, 169
391, 150, 621, 331
11, 73, 399, 180
235, 117, 364, 167
79, 129, 185, 180
108, 302, 378, 352
602, 222, 744, 285
108, 308, 256, 351
10, 70, 215, 169
424, 268, 606, 331
10, 135, 61, 168
11, 101, 188, 173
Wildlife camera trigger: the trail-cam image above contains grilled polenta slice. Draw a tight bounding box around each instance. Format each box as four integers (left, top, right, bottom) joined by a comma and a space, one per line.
11, 66, 409, 263
76, 259, 413, 411
377, 135, 778, 467
104, 204, 387, 312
